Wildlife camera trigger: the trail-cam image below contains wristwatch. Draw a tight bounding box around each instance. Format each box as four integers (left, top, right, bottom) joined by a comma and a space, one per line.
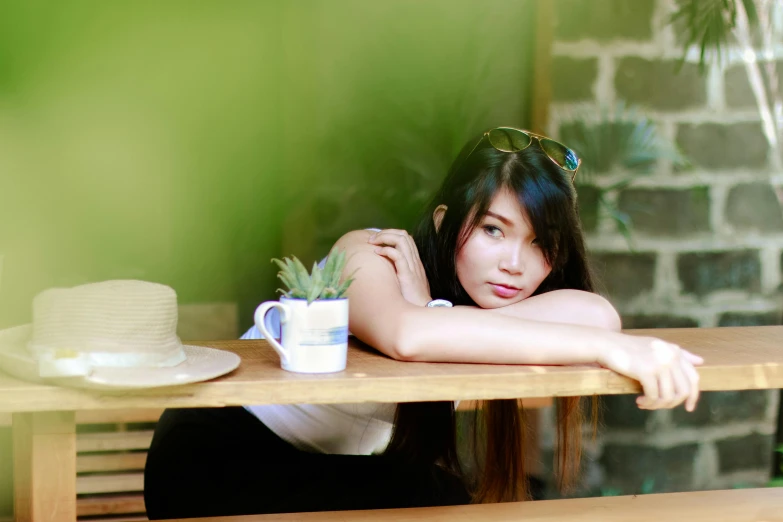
426, 299, 453, 308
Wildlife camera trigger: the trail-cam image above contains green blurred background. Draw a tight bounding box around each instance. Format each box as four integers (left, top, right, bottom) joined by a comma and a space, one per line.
0, 3, 539, 511
0, 0, 540, 337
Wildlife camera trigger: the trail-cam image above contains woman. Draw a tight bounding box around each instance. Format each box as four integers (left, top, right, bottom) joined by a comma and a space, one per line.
145, 128, 702, 518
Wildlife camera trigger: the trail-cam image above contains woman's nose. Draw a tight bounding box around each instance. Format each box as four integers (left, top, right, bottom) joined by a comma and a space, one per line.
499, 245, 524, 274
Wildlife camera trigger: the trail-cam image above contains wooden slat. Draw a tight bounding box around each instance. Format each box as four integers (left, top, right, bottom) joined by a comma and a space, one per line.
84, 515, 149, 522
75, 408, 163, 425
89, 517, 147, 522
77, 452, 147, 473
76, 473, 144, 495
159, 488, 783, 522
2, 326, 783, 412
76, 494, 146, 517
77, 431, 154, 453
0, 409, 162, 427
457, 397, 552, 411
12, 411, 76, 522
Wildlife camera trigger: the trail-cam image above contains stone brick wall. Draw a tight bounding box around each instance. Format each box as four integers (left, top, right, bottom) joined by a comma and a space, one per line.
539, 0, 782, 496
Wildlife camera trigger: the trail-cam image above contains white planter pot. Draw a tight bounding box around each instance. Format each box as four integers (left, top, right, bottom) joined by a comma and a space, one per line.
254, 297, 348, 373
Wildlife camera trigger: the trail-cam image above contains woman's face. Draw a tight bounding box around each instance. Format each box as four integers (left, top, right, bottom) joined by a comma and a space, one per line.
455, 189, 552, 309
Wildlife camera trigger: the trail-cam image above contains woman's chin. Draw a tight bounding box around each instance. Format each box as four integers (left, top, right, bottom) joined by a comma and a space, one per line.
474, 293, 526, 310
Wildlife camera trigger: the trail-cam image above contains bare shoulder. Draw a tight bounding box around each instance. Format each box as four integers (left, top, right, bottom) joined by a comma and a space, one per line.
329, 228, 409, 356
332, 228, 394, 275
333, 229, 377, 252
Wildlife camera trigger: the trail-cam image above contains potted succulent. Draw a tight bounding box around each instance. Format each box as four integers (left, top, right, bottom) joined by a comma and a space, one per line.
253, 249, 356, 374
273, 248, 355, 304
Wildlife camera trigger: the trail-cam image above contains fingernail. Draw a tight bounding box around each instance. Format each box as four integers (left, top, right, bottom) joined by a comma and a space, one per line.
374, 248, 381, 254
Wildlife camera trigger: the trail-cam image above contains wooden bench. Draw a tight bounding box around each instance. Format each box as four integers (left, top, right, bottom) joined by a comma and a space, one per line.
0, 400, 550, 520
155, 488, 782, 521
73, 409, 163, 521
3, 326, 783, 522
1, 409, 163, 521
0, 402, 550, 521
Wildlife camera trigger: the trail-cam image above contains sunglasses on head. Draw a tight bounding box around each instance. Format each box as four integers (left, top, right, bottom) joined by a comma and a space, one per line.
464, 127, 581, 182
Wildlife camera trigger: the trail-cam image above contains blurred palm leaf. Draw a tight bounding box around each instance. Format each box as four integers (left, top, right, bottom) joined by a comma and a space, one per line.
560, 103, 688, 245
670, 0, 759, 72
561, 102, 688, 179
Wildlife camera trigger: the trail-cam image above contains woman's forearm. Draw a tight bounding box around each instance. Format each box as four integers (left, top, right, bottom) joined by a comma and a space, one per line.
489, 289, 622, 332
395, 304, 617, 365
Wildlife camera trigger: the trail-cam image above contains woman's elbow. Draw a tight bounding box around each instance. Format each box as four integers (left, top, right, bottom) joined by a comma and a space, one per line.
390, 332, 421, 362
388, 310, 426, 361
353, 309, 423, 362
592, 294, 622, 331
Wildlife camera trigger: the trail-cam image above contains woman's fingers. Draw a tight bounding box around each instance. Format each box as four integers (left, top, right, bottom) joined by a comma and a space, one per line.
636, 373, 659, 409
619, 336, 703, 412
369, 230, 428, 281
669, 362, 691, 409
369, 229, 431, 307
656, 370, 675, 408
681, 359, 701, 412
682, 350, 704, 365
369, 231, 414, 272
374, 246, 410, 274
369, 230, 413, 253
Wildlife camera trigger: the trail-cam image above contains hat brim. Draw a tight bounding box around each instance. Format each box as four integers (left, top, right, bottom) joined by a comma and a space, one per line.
0, 325, 241, 390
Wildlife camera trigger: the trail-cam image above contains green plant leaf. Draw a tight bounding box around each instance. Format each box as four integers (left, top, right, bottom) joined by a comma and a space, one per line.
291, 256, 311, 290
276, 271, 296, 292
640, 478, 656, 495
283, 257, 300, 285
559, 102, 688, 245
271, 258, 288, 272
561, 102, 687, 178
272, 257, 301, 293
322, 250, 337, 288
335, 279, 354, 298
335, 269, 358, 298
330, 249, 348, 288
307, 261, 326, 304
669, 0, 759, 73
599, 192, 636, 250
290, 288, 307, 299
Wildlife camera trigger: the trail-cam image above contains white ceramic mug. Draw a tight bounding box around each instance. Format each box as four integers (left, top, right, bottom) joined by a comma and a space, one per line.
254, 297, 349, 373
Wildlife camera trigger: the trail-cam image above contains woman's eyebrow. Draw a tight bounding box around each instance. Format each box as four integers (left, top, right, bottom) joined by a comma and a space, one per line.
485, 210, 513, 227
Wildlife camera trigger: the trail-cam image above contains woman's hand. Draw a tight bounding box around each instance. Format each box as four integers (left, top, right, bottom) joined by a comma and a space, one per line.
367, 229, 432, 307
598, 333, 704, 412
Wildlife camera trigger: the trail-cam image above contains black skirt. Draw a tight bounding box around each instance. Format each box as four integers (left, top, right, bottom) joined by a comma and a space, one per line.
143, 406, 470, 519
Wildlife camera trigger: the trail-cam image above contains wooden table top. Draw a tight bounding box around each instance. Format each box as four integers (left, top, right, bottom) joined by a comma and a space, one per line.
1, 326, 781, 413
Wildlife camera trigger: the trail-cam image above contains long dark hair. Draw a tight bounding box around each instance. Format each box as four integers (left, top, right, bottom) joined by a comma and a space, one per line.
384, 131, 596, 503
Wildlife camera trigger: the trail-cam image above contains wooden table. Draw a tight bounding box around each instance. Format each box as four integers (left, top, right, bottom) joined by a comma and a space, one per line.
2, 326, 783, 522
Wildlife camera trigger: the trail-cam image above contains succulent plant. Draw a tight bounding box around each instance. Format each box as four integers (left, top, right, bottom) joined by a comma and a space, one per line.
272, 248, 355, 304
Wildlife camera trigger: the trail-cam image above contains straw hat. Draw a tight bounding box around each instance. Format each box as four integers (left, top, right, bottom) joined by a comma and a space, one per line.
0, 280, 240, 389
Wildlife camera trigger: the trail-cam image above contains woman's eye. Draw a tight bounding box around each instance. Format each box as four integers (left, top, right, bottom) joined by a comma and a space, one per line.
531, 238, 540, 245
483, 225, 502, 238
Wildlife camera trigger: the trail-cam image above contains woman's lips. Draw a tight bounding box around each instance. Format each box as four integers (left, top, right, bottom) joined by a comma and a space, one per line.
490, 283, 521, 298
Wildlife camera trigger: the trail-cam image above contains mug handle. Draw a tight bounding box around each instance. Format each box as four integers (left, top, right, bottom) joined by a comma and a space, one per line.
254, 301, 291, 366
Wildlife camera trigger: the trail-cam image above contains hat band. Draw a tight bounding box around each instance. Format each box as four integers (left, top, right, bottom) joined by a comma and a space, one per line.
28, 342, 187, 378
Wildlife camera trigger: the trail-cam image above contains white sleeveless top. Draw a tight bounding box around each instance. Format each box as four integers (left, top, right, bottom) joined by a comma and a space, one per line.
243, 229, 397, 455
241, 324, 397, 455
